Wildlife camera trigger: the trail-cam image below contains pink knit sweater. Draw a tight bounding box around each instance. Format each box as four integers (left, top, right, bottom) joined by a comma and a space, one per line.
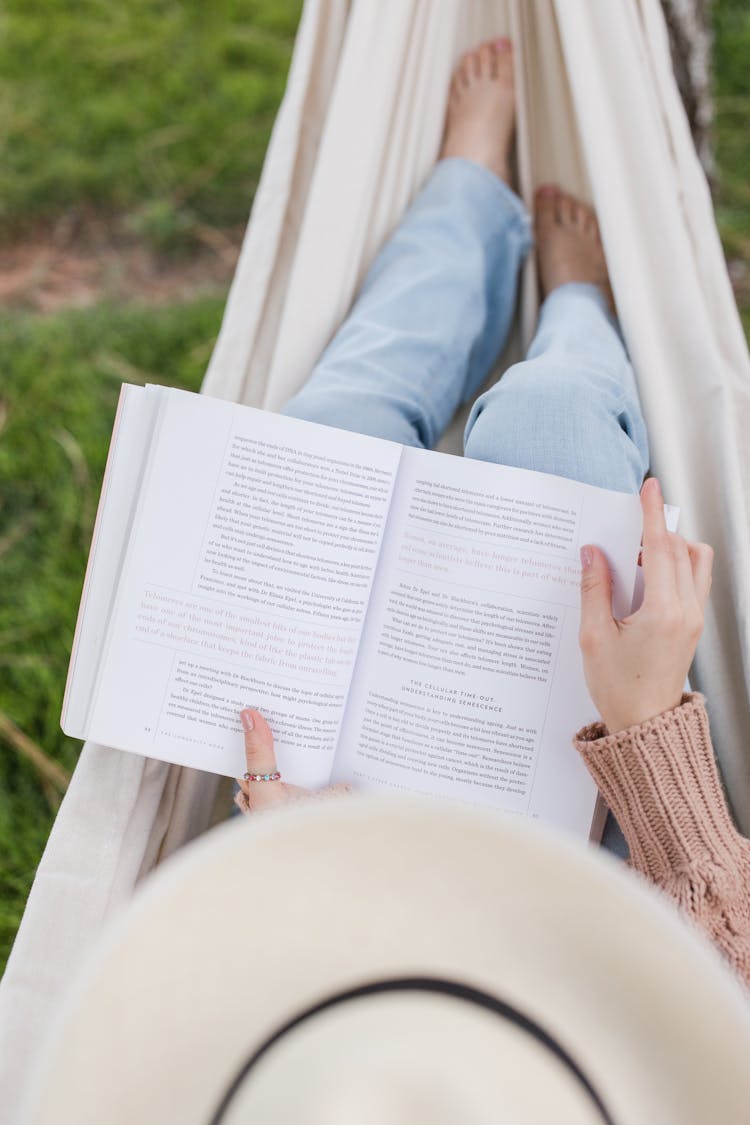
575, 693, 750, 988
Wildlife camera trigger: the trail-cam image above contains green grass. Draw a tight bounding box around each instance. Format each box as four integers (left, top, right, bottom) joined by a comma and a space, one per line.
0, 0, 749, 977
0, 299, 224, 966
0, 0, 302, 245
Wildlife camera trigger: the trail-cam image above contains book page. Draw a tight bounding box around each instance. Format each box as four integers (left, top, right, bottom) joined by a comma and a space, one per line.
62, 384, 160, 734
84, 389, 402, 782
332, 448, 642, 837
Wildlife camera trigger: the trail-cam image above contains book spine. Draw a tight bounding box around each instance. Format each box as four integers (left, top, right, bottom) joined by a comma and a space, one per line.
61, 385, 130, 732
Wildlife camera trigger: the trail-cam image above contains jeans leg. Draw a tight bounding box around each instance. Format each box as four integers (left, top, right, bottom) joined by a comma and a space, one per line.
464, 283, 649, 860
463, 282, 649, 492
283, 157, 533, 447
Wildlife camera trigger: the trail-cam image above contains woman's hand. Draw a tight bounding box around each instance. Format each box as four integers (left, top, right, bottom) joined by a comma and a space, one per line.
578, 477, 713, 733
235, 708, 351, 813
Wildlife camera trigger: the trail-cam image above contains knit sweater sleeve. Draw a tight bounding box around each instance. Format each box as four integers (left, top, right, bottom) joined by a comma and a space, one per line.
574, 694, 750, 988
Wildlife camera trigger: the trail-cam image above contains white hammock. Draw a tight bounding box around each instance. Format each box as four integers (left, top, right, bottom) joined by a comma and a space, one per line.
3, 1, 750, 1117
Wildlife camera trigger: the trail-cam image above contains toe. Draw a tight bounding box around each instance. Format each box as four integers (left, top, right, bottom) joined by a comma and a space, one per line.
558, 191, 576, 226
458, 51, 472, 87
535, 184, 558, 230
571, 200, 586, 231
478, 42, 495, 77
493, 36, 513, 83
581, 203, 598, 236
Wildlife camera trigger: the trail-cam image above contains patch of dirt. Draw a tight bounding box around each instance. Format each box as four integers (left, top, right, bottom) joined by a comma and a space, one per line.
3, 212, 747, 323
0, 215, 244, 312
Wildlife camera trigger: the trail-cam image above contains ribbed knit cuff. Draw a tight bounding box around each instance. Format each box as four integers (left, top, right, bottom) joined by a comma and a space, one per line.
574, 695, 742, 884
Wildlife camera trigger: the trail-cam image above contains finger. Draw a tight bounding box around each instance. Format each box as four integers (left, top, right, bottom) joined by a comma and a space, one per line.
579, 545, 618, 649
640, 478, 677, 608
670, 532, 699, 607
234, 783, 250, 814
239, 708, 285, 810
688, 541, 714, 609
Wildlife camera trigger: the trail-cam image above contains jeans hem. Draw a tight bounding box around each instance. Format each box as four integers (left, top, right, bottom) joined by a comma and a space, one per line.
434, 156, 533, 252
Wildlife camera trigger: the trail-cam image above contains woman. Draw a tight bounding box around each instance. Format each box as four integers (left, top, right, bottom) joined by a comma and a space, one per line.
237, 39, 750, 986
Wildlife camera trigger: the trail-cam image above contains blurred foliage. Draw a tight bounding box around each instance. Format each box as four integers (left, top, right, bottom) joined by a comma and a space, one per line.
713, 0, 750, 331
713, 0, 750, 94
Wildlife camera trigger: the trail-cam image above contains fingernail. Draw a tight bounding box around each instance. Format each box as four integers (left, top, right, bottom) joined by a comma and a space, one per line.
537, 184, 557, 197
241, 709, 254, 732
580, 546, 594, 569
493, 37, 510, 50
650, 477, 662, 499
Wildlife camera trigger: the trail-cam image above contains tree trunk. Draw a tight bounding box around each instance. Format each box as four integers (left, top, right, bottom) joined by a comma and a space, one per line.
660, 0, 715, 178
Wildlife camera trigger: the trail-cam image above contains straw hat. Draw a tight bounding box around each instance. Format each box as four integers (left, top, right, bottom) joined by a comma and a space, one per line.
21, 797, 750, 1124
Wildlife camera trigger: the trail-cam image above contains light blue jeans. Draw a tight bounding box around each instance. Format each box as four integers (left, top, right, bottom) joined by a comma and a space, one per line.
283, 158, 650, 853
284, 158, 649, 492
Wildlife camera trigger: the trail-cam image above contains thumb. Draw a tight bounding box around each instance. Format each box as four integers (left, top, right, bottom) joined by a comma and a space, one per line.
579, 546, 616, 640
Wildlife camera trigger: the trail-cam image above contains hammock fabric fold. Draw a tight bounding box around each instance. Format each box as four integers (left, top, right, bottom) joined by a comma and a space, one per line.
3, 1, 749, 1117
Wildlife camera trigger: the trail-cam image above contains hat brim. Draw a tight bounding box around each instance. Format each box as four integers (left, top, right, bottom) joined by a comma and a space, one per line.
22, 797, 750, 1124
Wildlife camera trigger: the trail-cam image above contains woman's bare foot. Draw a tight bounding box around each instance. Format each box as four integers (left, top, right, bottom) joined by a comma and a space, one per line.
535, 185, 615, 311
440, 38, 516, 185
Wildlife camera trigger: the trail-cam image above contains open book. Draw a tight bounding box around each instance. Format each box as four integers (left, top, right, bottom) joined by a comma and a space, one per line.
64, 385, 649, 840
